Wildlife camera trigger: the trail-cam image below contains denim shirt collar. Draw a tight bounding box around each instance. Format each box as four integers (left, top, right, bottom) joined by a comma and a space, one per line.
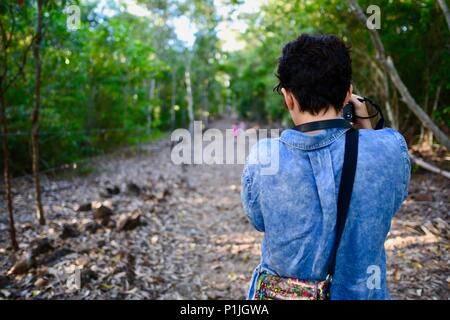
279, 121, 350, 151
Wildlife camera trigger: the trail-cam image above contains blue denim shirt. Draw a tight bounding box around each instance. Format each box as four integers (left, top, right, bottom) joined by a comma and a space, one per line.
241, 125, 411, 300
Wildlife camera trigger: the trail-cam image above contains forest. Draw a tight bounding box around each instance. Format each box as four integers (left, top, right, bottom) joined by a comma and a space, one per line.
0, 0, 449, 300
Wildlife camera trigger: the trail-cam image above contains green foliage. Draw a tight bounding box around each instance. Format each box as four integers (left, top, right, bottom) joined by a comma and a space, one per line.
1, 0, 448, 176
228, 0, 449, 132
1, 0, 226, 175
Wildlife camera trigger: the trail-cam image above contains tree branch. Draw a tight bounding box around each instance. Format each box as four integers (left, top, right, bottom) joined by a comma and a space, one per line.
409, 152, 450, 179
437, 0, 450, 32
348, 0, 385, 59
347, 0, 450, 150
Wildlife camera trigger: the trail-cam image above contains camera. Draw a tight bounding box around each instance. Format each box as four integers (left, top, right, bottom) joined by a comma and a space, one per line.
342, 96, 385, 130
343, 102, 355, 123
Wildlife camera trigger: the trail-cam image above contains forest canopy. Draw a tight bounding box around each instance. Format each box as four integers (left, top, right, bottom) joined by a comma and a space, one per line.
0, 0, 449, 176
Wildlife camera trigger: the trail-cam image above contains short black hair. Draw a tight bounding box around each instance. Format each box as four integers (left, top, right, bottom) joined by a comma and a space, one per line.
275, 34, 352, 114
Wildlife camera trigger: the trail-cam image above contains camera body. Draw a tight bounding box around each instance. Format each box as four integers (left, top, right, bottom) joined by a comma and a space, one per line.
342, 102, 355, 123
341, 97, 385, 130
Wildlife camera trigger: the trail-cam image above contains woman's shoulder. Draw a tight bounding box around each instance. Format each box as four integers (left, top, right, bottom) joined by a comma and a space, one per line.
358, 128, 411, 172
245, 138, 282, 178
359, 128, 408, 152
359, 127, 406, 140
247, 138, 280, 162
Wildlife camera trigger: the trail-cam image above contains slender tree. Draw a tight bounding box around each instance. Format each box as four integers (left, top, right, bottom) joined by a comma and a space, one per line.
185, 68, 194, 133
170, 69, 177, 129
0, 3, 33, 250
147, 78, 156, 134
0, 94, 17, 250
31, 0, 45, 225
0, 9, 17, 250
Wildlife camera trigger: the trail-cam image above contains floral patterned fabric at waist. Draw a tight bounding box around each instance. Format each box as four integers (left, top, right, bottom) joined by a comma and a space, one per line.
255, 272, 331, 300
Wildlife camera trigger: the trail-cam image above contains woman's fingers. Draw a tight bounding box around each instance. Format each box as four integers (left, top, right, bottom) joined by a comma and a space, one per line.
350, 94, 372, 129
349, 94, 365, 109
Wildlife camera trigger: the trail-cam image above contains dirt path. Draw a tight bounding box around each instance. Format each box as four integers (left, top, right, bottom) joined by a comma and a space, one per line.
0, 120, 448, 299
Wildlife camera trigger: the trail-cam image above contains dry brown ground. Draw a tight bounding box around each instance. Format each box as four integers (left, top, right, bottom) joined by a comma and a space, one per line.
0, 121, 448, 299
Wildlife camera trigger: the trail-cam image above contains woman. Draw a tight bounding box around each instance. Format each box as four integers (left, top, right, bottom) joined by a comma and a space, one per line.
241, 34, 410, 300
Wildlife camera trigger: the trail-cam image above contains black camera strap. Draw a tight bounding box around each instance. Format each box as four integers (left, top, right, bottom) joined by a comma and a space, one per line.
293, 119, 359, 276
293, 118, 352, 132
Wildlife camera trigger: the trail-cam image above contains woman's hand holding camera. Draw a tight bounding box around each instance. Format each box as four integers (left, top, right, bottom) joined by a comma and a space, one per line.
349, 94, 373, 129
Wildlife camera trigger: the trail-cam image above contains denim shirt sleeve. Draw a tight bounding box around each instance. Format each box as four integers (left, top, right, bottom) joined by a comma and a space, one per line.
241, 163, 265, 232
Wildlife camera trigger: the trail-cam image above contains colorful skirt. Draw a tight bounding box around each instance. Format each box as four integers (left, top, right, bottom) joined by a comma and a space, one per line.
255, 272, 331, 300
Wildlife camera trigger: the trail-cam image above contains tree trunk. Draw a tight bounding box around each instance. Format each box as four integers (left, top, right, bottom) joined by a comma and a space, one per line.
418, 88, 430, 146
170, 70, 176, 129
123, 77, 129, 128
437, 0, 450, 32
185, 69, 194, 133
422, 85, 442, 147
0, 93, 18, 250
348, 0, 450, 150
0, 3, 29, 250
201, 79, 209, 126
392, 88, 401, 131
31, 0, 45, 225
382, 71, 397, 129
147, 78, 156, 134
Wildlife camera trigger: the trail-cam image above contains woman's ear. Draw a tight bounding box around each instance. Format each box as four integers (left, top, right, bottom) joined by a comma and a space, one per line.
281, 88, 295, 111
